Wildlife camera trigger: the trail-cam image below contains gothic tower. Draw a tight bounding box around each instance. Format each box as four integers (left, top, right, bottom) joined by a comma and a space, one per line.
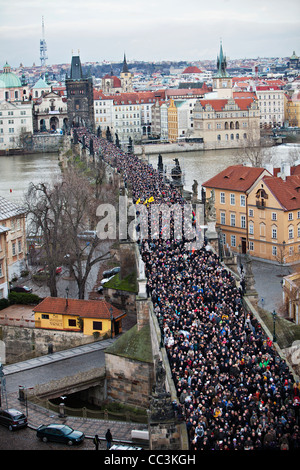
66, 53, 95, 132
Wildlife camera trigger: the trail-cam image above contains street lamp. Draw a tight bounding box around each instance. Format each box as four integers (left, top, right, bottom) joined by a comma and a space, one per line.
272, 310, 277, 343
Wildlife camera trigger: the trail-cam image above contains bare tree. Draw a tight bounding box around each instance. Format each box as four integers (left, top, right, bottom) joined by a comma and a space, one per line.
236, 124, 273, 167
25, 178, 67, 297
25, 167, 117, 299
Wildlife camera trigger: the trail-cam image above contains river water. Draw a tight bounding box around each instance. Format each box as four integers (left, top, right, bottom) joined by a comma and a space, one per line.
0, 144, 299, 204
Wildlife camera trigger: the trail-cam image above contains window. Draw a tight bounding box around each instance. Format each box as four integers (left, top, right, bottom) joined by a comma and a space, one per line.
288, 212, 293, 221
230, 214, 236, 227
68, 319, 77, 327
220, 192, 225, 204
220, 212, 226, 225
42, 314, 49, 319
272, 246, 277, 256
272, 227, 277, 239
289, 226, 294, 239
240, 195, 246, 207
93, 321, 103, 331
241, 215, 246, 229
12, 242, 16, 256
230, 193, 235, 205
249, 208, 254, 217
249, 241, 254, 251
249, 223, 254, 235
231, 235, 236, 247
271, 212, 277, 221
0, 262, 2, 277
18, 240, 22, 253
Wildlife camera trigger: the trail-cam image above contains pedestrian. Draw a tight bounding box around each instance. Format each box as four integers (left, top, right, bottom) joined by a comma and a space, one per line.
93, 434, 100, 450
105, 428, 112, 449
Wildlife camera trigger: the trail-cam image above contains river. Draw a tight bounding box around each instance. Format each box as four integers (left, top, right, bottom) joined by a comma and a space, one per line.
0, 144, 299, 204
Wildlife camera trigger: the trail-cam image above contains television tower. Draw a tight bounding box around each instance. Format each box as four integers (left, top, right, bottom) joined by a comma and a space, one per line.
40, 16, 48, 69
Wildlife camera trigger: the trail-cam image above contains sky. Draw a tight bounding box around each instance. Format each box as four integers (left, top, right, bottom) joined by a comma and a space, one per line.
1, 0, 300, 68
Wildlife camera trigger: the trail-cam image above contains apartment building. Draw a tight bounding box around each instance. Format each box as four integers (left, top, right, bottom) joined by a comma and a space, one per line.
0, 100, 33, 151
203, 164, 300, 264
0, 196, 27, 282
202, 165, 271, 255
0, 226, 9, 299
247, 169, 300, 263
255, 85, 285, 128
285, 91, 300, 127
167, 98, 197, 142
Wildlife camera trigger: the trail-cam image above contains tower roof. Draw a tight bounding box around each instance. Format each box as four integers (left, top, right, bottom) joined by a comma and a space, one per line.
69, 55, 83, 80
215, 42, 229, 78
122, 53, 129, 73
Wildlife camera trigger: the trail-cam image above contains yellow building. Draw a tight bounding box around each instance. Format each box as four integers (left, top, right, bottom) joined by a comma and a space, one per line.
203, 164, 300, 264
167, 99, 178, 142
0, 195, 27, 282
33, 297, 126, 337
203, 165, 271, 255
285, 91, 300, 127
247, 171, 300, 263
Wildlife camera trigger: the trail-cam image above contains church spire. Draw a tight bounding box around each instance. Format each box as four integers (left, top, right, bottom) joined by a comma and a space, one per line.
216, 40, 229, 77
122, 53, 129, 73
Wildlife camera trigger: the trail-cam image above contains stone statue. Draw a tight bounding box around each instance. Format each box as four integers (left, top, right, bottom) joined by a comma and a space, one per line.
149, 360, 175, 423
192, 180, 198, 199
205, 189, 216, 222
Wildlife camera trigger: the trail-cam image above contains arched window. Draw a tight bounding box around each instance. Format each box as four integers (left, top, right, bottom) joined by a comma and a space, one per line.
230, 122, 234, 129
235, 121, 239, 129
217, 134, 221, 141
225, 122, 229, 130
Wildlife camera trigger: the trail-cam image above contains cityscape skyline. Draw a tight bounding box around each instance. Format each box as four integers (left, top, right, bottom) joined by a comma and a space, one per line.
1, 0, 300, 68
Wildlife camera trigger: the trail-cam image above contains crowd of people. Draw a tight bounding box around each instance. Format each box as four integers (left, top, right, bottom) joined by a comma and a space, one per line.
73, 128, 300, 450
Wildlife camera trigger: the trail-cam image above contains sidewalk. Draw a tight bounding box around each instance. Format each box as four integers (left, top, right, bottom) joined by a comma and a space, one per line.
6, 390, 148, 446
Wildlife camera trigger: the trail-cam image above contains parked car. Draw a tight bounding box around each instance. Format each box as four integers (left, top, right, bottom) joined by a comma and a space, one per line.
102, 267, 120, 278
36, 423, 84, 446
0, 408, 28, 431
97, 286, 104, 294
101, 275, 114, 285
10, 286, 32, 294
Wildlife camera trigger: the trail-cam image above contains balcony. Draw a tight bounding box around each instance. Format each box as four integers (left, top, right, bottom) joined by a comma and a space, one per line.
256, 199, 266, 209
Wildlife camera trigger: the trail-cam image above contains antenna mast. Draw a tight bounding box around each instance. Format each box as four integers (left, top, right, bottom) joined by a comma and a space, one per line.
40, 16, 48, 70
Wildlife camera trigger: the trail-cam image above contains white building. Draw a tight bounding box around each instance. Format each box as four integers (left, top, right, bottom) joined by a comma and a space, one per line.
0, 100, 33, 151
255, 85, 285, 128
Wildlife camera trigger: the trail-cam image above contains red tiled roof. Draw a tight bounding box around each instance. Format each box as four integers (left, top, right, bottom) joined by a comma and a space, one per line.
32, 297, 124, 320
262, 175, 300, 211
197, 96, 256, 112
202, 165, 270, 192
182, 66, 202, 74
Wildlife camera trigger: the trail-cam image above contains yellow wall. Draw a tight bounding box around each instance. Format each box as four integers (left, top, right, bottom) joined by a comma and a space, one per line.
205, 187, 248, 253
34, 311, 119, 336
167, 99, 178, 142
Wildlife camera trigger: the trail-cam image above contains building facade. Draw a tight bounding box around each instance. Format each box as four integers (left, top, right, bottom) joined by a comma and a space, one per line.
33, 90, 68, 132
0, 226, 9, 299
0, 196, 27, 282
0, 100, 33, 151
202, 165, 271, 256
33, 297, 126, 337
255, 85, 285, 128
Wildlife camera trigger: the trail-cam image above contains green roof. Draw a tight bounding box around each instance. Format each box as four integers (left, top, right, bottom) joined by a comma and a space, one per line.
105, 324, 153, 363
32, 77, 50, 89
0, 62, 22, 88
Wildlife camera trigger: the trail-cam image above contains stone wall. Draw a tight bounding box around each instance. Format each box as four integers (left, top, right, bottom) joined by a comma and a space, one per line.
32, 134, 64, 152
105, 353, 153, 409
0, 325, 93, 364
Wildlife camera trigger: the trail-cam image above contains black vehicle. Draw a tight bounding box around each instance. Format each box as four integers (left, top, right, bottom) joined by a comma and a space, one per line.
10, 286, 32, 293
102, 267, 120, 278
0, 408, 28, 431
36, 423, 85, 446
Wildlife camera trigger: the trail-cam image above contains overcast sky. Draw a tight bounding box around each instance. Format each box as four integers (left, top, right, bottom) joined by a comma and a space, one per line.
1, 0, 300, 68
